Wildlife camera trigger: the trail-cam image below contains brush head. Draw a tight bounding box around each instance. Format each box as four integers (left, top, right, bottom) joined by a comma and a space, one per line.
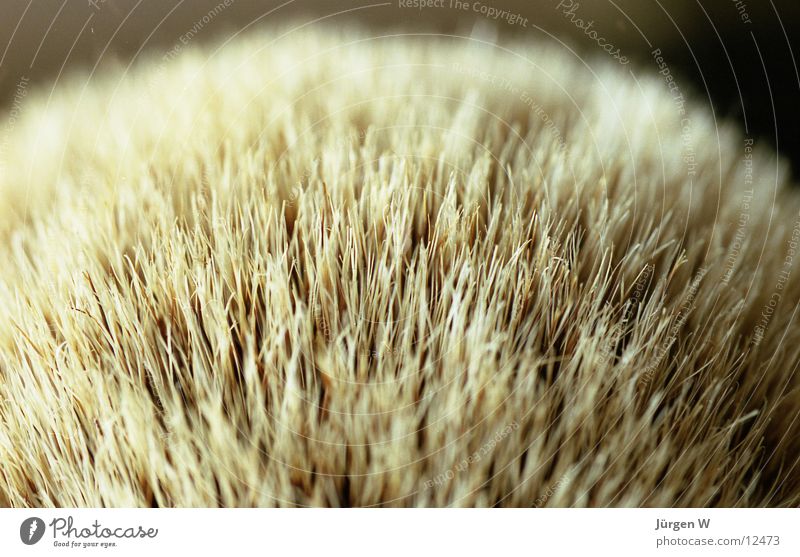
0, 29, 798, 507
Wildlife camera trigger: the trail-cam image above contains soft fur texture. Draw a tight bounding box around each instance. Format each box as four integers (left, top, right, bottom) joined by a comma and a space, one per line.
1, 28, 799, 507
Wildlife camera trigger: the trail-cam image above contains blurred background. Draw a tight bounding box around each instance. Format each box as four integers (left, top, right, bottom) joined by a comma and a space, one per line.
1, 0, 798, 177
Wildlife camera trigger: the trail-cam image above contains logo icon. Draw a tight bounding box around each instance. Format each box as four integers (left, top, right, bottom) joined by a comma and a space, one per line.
20, 517, 45, 545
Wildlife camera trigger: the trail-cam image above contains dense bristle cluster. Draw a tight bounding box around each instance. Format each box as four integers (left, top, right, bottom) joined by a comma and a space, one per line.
1, 29, 799, 507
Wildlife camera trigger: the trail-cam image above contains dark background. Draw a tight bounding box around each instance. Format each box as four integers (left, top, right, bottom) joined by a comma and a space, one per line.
1, 0, 798, 178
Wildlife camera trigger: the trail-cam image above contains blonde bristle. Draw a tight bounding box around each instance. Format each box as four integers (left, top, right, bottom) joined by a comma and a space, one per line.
1, 28, 799, 507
